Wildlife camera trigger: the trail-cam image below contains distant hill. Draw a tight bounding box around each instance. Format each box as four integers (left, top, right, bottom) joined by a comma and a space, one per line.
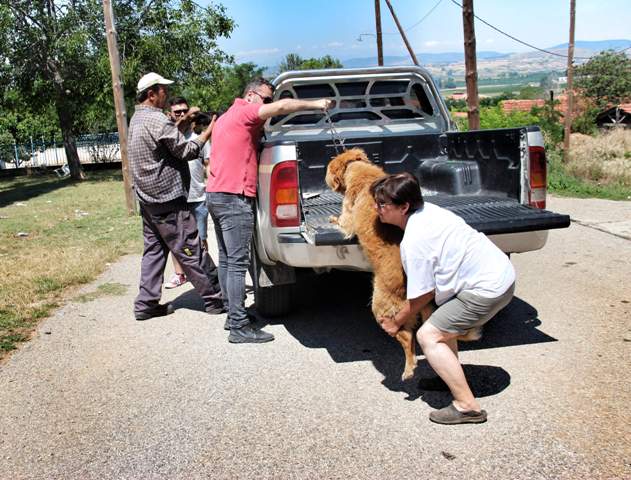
548, 39, 631, 51
343, 51, 508, 68
340, 39, 631, 69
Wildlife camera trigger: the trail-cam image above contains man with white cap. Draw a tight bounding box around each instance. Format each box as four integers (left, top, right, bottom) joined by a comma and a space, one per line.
128, 72, 222, 320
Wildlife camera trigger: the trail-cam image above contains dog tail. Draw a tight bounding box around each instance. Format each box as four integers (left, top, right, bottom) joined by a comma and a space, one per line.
458, 327, 482, 342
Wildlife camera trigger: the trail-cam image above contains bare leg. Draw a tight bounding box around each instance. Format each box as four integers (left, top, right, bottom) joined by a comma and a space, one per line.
172, 255, 184, 275
417, 322, 480, 412
445, 337, 458, 358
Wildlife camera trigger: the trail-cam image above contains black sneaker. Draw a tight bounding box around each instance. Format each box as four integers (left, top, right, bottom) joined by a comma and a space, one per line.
135, 303, 174, 321
228, 325, 274, 343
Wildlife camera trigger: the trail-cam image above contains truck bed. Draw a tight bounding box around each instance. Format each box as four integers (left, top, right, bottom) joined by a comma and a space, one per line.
302, 191, 570, 246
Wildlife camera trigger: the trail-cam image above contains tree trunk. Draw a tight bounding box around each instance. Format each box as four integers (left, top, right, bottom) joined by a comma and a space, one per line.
48, 58, 84, 180
55, 100, 84, 180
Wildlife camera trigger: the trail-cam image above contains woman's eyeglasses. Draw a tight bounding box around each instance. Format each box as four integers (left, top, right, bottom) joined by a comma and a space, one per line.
375, 202, 392, 210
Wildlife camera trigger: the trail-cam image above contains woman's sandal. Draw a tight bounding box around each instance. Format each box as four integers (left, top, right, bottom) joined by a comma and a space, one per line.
429, 403, 487, 425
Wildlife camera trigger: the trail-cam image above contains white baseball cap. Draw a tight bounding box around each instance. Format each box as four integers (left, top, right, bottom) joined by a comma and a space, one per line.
136, 72, 174, 92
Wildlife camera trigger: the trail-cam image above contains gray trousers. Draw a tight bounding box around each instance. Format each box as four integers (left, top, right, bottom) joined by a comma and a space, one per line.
134, 200, 221, 315
207, 192, 254, 329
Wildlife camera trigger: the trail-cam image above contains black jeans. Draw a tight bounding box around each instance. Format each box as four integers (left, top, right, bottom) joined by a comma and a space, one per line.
207, 192, 254, 329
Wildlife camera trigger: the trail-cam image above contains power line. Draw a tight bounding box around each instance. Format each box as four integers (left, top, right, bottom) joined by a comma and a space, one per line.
359, 0, 443, 38
448, 0, 592, 60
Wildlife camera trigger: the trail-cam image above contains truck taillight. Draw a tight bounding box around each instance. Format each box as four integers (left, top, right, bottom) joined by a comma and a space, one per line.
529, 146, 547, 209
270, 160, 300, 227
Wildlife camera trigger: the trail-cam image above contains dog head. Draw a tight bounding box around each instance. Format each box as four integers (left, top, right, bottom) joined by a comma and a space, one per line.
325, 148, 371, 193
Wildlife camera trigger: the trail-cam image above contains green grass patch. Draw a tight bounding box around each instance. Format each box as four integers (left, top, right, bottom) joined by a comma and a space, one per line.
74, 282, 128, 303
0, 170, 141, 357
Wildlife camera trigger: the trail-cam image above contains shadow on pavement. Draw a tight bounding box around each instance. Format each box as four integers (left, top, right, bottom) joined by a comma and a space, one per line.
265, 270, 554, 403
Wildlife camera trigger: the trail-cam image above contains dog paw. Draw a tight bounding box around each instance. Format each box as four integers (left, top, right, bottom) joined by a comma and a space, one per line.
401, 367, 416, 381
329, 215, 339, 224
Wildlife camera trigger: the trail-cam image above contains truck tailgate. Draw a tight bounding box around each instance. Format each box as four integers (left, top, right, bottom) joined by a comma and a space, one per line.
302, 191, 570, 246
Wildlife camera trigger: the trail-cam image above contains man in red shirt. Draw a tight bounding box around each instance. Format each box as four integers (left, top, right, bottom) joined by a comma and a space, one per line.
207, 77, 332, 343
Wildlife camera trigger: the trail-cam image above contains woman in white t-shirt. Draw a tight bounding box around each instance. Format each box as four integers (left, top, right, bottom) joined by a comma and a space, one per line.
370, 172, 515, 425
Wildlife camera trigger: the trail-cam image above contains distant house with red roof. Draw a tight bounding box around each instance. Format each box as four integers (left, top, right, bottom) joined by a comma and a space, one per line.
501, 99, 545, 113
501, 93, 589, 122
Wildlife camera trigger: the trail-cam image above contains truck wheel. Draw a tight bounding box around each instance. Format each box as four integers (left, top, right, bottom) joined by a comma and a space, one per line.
249, 244, 295, 317
254, 282, 293, 317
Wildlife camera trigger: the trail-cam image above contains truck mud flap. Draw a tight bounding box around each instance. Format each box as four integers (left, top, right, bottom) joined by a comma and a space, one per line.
301, 192, 570, 246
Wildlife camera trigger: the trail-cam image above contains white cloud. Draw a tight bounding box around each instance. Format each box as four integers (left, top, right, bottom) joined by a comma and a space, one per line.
485, 38, 495, 44
327, 41, 344, 48
424, 40, 440, 47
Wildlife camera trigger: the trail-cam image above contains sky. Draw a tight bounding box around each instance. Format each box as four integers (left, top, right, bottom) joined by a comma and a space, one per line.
201, 0, 631, 67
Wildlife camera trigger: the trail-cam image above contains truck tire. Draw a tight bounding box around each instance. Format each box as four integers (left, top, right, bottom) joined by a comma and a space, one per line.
249, 244, 294, 317
254, 282, 293, 317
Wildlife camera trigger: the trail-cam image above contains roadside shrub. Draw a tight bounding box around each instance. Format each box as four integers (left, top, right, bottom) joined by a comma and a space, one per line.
566, 129, 631, 186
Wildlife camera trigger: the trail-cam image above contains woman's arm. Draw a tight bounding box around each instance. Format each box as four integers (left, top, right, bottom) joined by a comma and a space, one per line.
379, 289, 435, 336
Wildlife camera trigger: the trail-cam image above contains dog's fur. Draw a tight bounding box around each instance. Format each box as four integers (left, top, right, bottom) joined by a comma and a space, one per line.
325, 148, 480, 380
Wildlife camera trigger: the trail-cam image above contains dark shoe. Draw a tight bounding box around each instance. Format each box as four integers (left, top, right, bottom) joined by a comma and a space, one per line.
228, 324, 274, 343
224, 319, 230, 331
429, 403, 487, 425
205, 302, 225, 315
135, 303, 174, 321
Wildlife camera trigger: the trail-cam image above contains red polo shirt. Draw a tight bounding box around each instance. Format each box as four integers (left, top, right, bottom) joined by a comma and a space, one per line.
206, 98, 265, 197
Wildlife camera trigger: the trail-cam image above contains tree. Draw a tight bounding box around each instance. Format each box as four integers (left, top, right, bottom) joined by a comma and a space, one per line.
0, 1, 234, 179
574, 50, 631, 108
518, 85, 545, 100
182, 63, 265, 113
278, 53, 342, 73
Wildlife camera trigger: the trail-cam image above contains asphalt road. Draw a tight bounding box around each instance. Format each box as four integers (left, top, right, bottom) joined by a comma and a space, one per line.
0, 196, 630, 480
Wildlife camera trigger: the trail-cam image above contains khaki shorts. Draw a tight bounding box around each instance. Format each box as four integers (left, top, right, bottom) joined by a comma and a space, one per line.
429, 283, 515, 335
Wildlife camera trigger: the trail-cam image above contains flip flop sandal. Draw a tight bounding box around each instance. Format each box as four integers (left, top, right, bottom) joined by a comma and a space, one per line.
429, 403, 487, 425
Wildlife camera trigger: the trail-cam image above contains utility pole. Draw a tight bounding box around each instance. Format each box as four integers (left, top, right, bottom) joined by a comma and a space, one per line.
462, 0, 480, 130
374, 0, 384, 66
102, 0, 136, 215
563, 0, 576, 163
384, 0, 419, 66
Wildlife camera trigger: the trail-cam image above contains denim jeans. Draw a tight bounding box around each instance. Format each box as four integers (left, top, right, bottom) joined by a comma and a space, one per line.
189, 201, 208, 241
206, 192, 254, 329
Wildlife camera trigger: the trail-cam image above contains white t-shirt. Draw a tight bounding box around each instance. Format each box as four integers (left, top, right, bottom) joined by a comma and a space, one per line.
184, 130, 209, 203
400, 202, 515, 306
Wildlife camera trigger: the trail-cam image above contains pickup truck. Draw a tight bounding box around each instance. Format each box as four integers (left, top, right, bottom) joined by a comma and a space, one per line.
250, 66, 570, 316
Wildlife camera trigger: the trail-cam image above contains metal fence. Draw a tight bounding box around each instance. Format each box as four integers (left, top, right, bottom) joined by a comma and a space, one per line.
0, 133, 121, 169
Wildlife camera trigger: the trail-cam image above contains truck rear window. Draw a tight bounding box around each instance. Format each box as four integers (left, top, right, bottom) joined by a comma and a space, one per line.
269, 74, 442, 130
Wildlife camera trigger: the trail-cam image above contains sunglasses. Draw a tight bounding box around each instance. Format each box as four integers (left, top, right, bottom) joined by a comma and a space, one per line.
172, 108, 189, 116
252, 90, 273, 104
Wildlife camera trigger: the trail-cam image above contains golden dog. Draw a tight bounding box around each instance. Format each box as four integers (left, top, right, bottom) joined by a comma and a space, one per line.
325, 148, 479, 381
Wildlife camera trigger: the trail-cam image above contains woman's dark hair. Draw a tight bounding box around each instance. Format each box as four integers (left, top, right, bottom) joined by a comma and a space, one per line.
370, 172, 424, 212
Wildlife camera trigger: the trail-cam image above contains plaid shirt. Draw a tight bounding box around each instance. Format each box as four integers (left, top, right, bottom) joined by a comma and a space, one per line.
128, 105, 204, 204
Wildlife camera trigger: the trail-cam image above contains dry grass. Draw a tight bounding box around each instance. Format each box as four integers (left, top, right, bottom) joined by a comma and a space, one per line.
0, 171, 141, 357
567, 129, 631, 186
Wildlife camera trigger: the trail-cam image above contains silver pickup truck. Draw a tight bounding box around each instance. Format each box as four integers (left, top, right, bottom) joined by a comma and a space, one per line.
250, 66, 570, 316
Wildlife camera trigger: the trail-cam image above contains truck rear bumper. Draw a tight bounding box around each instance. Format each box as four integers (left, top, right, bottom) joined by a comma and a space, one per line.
268, 229, 549, 272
